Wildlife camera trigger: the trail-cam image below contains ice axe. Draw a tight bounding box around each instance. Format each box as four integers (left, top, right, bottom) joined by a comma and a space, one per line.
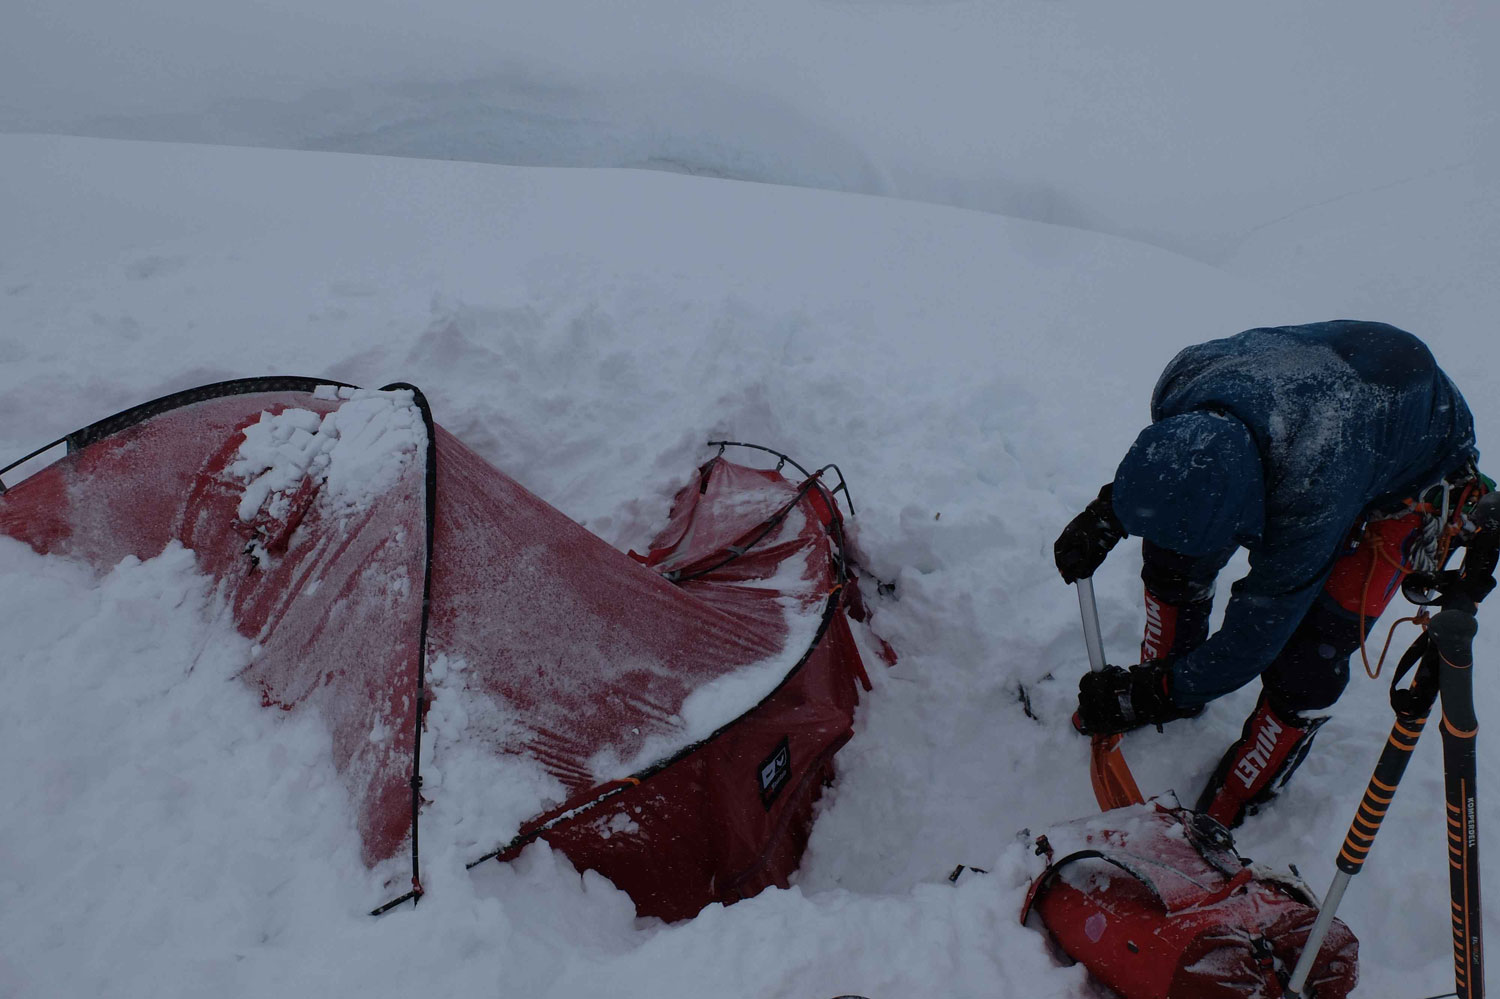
1077, 576, 1145, 810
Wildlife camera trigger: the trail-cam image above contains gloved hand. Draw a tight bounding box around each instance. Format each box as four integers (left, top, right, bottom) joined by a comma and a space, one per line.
1054, 483, 1127, 584
1075, 660, 1182, 736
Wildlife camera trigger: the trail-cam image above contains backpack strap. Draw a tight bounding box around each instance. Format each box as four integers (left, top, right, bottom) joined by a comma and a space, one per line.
1020, 850, 1166, 924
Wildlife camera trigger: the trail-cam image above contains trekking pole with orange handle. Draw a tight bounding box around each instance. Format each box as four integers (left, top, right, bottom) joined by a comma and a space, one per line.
1288, 490, 1499, 999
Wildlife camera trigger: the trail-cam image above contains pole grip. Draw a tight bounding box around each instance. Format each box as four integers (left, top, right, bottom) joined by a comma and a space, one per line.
1336, 711, 1429, 874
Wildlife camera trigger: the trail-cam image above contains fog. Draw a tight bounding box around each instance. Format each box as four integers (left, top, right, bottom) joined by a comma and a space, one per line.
6, 1, 1491, 262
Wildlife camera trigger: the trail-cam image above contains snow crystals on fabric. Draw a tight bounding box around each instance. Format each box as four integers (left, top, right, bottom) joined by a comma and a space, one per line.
584, 500, 825, 780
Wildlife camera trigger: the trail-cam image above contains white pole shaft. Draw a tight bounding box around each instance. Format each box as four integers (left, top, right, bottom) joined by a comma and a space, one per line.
1286, 870, 1353, 997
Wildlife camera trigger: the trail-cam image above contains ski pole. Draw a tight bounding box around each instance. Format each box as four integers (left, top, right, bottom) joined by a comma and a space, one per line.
1435, 598, 1483, 998
1289, 491, 1499, 998
1440, 492, 1500, 999
1285, 636, 1440, 997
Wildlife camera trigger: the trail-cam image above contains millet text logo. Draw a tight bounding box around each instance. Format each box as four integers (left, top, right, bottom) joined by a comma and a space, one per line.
1234, 714, 1284, 788
1142, 593, 1167, 660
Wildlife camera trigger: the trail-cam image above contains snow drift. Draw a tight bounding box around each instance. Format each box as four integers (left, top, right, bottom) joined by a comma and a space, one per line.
0, 377, 874, 919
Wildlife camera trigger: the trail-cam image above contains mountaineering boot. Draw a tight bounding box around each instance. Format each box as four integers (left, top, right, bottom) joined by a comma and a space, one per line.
1195, 692, 1327, 828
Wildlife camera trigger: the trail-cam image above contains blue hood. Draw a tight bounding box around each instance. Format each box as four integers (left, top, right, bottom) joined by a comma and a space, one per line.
1112, 411, 1265, 557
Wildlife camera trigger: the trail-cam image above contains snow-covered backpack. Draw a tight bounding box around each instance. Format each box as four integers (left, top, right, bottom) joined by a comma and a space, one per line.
1020, 802, 1357, 999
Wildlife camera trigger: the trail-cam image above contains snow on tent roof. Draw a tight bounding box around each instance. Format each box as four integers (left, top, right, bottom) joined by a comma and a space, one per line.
0, 378, 875, 921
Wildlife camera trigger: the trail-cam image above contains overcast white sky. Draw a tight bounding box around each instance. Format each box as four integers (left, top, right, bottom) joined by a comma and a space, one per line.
5, 1, 1492, 262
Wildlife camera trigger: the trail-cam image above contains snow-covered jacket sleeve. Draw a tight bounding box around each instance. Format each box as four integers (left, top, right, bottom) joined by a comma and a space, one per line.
1167, 534, 1342, 706
1164, 442, 1375, 706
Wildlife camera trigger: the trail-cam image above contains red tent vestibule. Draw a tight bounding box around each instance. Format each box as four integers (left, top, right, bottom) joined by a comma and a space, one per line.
0, 378, 879, 920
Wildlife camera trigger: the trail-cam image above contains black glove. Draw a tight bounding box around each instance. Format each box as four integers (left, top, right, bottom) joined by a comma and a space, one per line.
1054, 483, 1127, 584
1076, 660, 1181, 736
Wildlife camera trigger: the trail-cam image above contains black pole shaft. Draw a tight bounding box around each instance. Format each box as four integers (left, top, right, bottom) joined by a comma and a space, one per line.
1432, 604, 1483, 999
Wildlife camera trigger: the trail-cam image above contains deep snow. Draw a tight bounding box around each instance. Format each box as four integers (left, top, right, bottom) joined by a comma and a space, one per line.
2, 5, 1498, 996
3, 131, 1495, 998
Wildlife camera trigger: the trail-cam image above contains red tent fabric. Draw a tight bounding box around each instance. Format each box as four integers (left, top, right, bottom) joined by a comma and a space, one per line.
0, 378, 874, 919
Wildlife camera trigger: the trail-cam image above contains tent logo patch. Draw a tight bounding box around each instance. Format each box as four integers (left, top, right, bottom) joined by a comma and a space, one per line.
758, 737, 791, 809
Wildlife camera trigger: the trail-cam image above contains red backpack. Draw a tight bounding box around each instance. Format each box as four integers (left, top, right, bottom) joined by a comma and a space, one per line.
1020, 803, 1358, 999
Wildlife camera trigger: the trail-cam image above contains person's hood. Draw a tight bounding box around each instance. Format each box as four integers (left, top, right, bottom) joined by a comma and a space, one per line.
1112, 410, 1265, 556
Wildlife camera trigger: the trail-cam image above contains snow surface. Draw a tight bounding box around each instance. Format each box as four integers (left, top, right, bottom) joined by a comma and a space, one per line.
2, 6, 1497, 997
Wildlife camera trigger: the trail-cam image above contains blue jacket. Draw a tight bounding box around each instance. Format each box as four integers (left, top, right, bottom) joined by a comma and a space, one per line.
1111, 321, 1477, 707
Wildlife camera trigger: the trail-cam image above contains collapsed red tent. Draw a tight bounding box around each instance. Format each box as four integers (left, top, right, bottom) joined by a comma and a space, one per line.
0, 377, 876, 920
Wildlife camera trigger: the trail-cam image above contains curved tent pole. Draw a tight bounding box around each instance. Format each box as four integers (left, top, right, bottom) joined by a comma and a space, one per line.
707, 440, 857, 516
1, 376, 359, 493
373, 383, 440, 915
0, 375, 433, 919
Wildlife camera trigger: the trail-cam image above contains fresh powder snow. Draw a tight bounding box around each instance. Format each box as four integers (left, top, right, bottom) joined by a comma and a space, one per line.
1, 4, 1495, 997
230, 388, 423, 523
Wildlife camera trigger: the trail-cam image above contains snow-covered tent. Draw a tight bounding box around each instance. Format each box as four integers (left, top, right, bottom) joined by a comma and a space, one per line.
0, 378, 875, 920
